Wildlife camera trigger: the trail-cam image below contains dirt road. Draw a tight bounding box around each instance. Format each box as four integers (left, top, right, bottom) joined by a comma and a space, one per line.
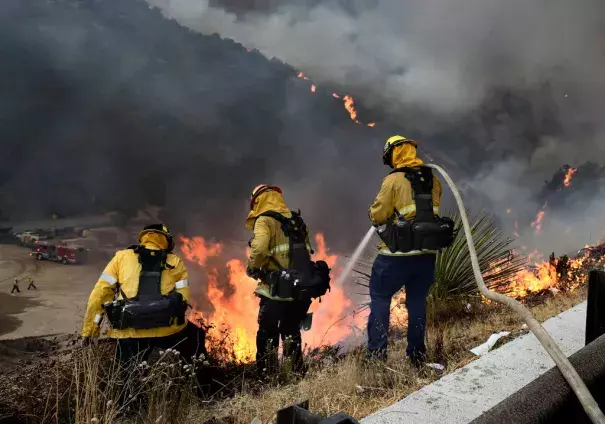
0, 245, 101, 339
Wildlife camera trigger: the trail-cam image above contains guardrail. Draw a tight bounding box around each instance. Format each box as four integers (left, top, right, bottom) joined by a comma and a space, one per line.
586, 270, 605, 345
276, 400, 359, 424
471, 270, 605, 424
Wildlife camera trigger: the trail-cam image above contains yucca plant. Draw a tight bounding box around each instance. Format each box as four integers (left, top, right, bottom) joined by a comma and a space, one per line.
432, 211, 527, 300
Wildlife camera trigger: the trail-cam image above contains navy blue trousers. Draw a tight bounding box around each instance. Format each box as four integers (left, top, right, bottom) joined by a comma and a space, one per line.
367, 254, 436, 358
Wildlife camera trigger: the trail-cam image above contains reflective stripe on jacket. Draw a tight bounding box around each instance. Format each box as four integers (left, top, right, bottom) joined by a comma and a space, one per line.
248, 214, 312, 301
81, 246, 190, 339
369, 164, 442, 257
246, 191, 311, 301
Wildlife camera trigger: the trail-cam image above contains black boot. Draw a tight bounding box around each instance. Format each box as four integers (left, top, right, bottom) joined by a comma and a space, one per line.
408, 351, 427, 369
364, 348, 387, 363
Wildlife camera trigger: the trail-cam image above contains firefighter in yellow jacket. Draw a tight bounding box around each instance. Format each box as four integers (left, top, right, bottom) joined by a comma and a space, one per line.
367, 135, 442, 366
246, 185, 313, 373
81, 224, 190, 365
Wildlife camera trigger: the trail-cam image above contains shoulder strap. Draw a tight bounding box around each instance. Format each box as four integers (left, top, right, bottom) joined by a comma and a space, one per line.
258, 211, 290, 232
389, 166, 435, 222
132, 245, 169, 299
258, 210, 304, 237
258, 210, 309, 268
256, 211, 290, 268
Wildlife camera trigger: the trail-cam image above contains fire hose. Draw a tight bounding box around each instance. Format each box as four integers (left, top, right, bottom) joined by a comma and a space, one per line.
337, 163, 605, 424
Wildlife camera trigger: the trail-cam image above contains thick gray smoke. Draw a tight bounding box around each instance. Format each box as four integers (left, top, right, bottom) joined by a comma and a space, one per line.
3, 0, 605, 259
148, 0, 604, 117
148, 0, 605, 255
0, 0, 393, 251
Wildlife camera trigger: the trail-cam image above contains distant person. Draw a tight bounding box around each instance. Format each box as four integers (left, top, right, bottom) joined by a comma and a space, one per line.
27, 276, 37, 290
11, 278, 20, 294
367, 135, 451, 367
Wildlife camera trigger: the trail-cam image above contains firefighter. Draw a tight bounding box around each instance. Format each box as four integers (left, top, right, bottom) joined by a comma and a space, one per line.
246, 185, 314, 374
11, 277, 20, 294
27, 276, 37, 290
367, 135, 442, 366
81, 224, 190, 366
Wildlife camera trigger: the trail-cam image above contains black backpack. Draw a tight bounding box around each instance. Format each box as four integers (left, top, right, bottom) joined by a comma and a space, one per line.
103, 246, 187, 330
376, 166, 455, 253
259, 211, 331, 300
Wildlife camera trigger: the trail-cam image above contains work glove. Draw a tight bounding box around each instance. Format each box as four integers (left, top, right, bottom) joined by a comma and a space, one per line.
246, 267, 261, 279
80, 337, 94, 348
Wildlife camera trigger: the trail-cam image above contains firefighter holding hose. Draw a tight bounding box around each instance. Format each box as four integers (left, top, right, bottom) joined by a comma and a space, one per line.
246, 185, 330, 375
367, 135, 450, 366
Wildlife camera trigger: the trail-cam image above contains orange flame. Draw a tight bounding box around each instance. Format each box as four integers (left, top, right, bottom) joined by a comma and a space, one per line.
390, 292, 408, 327
211, 259, 259, 361
531, 202, 548, 234
501, 251, 589, 298
342, 95, 359, 124
294, 71, 375, 127
180, 230, 598, 363
181, 233, 360, 362
303, 233, 364, 347
179, 236, 222, 266
312, 233, 338, 268
563, 167, 577, 188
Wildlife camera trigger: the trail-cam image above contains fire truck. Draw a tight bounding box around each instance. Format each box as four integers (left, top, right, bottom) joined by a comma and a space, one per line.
31, 241, 89, 265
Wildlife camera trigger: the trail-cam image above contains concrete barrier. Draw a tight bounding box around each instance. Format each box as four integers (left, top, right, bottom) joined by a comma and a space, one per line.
586, 270, 605, 345
470, 333, 605, 424
361, 302, 587, 424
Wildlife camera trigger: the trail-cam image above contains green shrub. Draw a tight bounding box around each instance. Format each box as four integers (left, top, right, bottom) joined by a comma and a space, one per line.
433, 211, 526, 300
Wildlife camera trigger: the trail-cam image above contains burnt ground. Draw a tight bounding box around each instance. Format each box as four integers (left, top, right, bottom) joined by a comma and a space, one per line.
0, 334, 71, 374
0, 334, 103, 424
0, 326, 235, 424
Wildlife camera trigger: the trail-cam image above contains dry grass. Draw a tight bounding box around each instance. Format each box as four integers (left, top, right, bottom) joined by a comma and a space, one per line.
0, 287, 587, 424
191, 286, 588, 424
0, 340, 206, 424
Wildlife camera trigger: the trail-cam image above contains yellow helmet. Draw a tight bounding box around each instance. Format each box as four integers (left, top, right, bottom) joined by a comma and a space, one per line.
382, 135, 417, 167
137, 223, 174, 251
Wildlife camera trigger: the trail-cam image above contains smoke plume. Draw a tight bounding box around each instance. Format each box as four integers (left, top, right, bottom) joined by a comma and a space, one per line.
0, 0, 388, 250
2, 0, 605, 256
147, 0, 605, 252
